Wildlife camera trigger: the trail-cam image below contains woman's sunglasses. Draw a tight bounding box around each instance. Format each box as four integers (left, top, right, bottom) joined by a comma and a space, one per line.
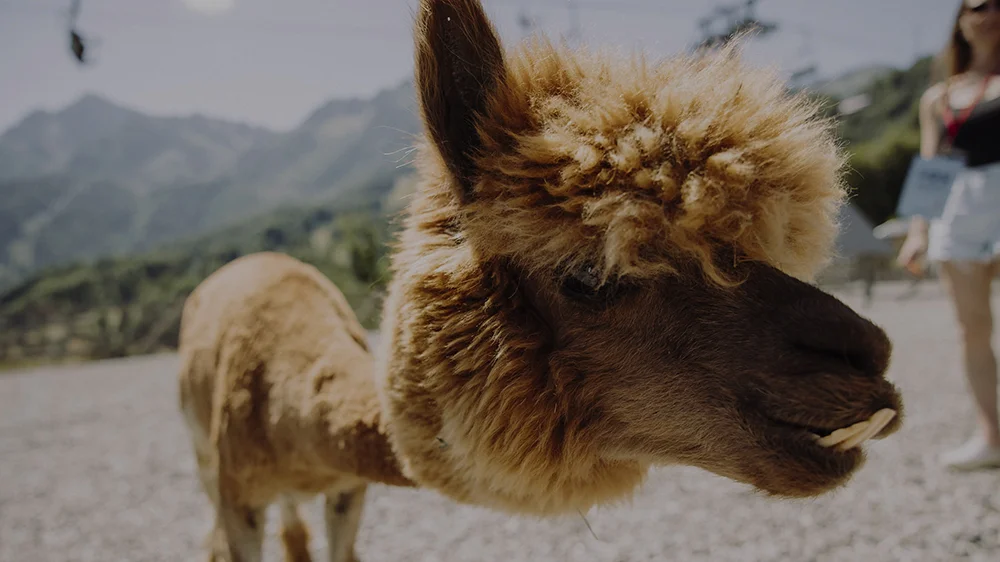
968, 0, 1000, 13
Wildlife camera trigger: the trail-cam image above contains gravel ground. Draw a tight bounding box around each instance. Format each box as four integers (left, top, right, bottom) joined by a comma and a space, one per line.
2, 280, 1000, 562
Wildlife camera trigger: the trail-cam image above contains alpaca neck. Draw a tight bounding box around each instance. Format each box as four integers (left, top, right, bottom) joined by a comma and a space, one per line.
319, 402, 415, 488
308, 349, 416, 489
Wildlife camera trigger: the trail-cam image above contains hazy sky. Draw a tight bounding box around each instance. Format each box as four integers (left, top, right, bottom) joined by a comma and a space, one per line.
0, 0, 960, 134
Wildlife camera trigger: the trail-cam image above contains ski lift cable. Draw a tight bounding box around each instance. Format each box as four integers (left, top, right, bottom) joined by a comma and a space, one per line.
2, 0, 903, 63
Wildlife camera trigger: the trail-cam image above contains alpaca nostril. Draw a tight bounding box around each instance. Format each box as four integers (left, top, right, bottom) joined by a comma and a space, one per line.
793, 338, 887, 379
786, 296, 892, 378
741, 261, 892, 378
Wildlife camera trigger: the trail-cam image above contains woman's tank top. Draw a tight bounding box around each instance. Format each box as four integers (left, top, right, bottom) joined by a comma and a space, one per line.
945, 81, 1000, 168
933, 83, 1000, 228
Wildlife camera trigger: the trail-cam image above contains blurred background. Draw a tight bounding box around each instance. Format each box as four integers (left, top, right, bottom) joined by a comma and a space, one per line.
0, 0, 952, 367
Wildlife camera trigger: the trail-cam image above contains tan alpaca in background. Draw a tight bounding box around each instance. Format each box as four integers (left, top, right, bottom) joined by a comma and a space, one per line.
178, 252, 413, 562
178, 0, 904, 560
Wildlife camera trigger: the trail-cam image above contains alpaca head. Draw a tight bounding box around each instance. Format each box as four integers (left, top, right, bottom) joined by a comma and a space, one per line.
377, 0, 903, 516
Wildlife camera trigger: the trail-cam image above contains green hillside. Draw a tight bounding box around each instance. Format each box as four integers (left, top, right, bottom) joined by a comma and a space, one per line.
0, 180, 408, 367
814, 56, 933, 225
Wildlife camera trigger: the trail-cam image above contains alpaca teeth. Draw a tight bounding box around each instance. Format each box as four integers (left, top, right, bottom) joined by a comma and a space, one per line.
815, 408, 897, 451
815, 420, 870, 448
835, 409, 896, 451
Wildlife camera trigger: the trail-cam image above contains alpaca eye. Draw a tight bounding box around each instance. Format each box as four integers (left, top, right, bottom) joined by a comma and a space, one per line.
561, 265, 604, 301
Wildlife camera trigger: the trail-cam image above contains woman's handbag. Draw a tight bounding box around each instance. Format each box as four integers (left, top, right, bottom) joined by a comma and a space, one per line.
895, 74, 993, 220
895, 153, 967, 220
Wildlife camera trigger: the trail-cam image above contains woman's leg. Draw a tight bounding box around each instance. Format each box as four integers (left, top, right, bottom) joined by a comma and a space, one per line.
938, 259, 1000, 468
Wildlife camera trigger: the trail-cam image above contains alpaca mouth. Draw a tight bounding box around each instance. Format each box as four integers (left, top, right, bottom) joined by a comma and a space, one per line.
735, 406, 900, 498
767, 408, 898, 453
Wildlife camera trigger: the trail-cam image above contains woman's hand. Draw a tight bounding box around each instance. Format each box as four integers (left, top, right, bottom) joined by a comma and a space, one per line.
897, 218, 929, 277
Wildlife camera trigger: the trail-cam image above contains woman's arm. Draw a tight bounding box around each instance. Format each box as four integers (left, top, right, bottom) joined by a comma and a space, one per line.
896, 83, 946, 272
918, 83, 945, 159
909, 83, 947, 233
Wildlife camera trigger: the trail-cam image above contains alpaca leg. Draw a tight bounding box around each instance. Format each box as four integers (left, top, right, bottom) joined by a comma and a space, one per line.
181, 376, 228, 561
196, 468, 244, 562
205, 516, 229, 562
323, 486, 367, 562
217, 500, 267, 562
198, 484, 264, 562
279, 496, 313, 562
195, 468, 226, 562
190, 441, 228, 561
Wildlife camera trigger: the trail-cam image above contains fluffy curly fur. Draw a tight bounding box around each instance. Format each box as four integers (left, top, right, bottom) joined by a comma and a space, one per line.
465, 40, 846, 287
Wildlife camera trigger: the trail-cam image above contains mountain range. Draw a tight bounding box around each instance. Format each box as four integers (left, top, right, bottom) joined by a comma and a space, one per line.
0, 80, 421, 289
0, 59, 916, 291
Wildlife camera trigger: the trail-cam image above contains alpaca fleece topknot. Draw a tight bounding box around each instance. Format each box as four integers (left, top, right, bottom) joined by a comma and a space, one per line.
445, 38, 846, 287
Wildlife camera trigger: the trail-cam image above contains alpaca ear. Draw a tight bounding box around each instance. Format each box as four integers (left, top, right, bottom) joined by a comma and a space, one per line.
415, 0, 507, 202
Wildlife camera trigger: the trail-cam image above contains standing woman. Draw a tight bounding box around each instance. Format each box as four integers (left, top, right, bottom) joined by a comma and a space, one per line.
898, 0, 1000, 470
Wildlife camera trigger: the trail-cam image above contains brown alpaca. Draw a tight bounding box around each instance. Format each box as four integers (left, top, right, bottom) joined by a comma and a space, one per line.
179, 1, 903, 560
178, 252, 413, 562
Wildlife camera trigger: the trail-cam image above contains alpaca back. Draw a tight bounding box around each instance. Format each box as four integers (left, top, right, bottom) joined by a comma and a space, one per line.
177, 252, 395, 501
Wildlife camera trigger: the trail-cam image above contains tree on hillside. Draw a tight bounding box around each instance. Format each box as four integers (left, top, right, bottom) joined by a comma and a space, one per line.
834, 56, 931, 225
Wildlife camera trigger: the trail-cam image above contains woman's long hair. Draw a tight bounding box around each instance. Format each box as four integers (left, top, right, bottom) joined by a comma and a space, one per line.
939, 1, 974, 79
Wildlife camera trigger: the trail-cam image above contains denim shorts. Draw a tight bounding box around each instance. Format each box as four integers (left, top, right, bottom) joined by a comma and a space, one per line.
928, 162, 1000, 263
